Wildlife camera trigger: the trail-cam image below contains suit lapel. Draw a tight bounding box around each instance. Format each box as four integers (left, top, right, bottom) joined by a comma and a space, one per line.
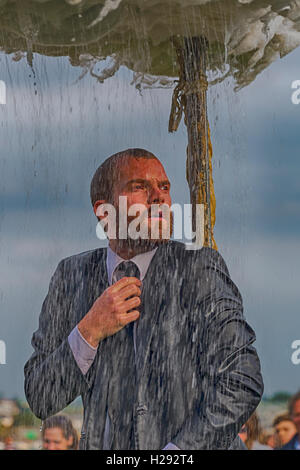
135, 242, 171, 382
88, 247, 109, 303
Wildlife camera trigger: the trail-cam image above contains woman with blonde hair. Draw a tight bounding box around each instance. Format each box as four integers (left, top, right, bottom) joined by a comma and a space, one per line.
238, 412, 272, 450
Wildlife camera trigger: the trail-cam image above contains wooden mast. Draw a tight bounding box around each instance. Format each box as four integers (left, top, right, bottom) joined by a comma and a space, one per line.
169, 36, 217, 250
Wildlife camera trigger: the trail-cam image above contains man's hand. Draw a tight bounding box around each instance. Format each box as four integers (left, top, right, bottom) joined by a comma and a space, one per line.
78, 277, 142, 348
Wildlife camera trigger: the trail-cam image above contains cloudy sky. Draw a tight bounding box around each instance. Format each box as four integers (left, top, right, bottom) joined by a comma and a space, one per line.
0, 45, 299, 399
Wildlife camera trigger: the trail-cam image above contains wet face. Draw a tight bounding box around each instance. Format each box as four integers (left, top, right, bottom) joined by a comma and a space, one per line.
292, 399, 300, 434
42, 427, 73, 450
275, 420, 297, 446
95, 156, 173, 247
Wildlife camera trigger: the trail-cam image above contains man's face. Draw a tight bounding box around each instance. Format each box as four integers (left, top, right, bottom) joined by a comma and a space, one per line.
274, 420, 297, 447
111, 156, 172, 243
292, 399, 300, 433
42, 427, 73, 450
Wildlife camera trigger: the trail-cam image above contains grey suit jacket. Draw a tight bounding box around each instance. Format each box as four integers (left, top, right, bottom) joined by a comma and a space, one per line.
24, 240, 264, 449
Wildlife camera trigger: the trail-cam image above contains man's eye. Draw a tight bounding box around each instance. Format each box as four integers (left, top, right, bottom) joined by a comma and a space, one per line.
133, 184, 145, 190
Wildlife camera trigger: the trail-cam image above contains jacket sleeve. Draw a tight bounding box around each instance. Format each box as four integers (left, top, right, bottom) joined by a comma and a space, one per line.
24, 259, 95, 420
171, 248, 264, 449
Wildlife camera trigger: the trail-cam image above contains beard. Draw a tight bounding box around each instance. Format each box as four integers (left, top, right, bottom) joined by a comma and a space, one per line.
99, 202, 174, 254
114, 207, 174, 250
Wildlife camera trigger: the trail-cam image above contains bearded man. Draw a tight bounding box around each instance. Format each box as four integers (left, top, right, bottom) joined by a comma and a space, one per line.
24, 148, 263, 450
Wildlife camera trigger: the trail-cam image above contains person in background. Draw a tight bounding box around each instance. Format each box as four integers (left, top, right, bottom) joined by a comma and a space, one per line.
238, 412, 272, 450
41, 415, 78, 450
261, 432, 276, 449
4, 436, 15, 450
280, 391, 300, 450
273, 413, 297, 449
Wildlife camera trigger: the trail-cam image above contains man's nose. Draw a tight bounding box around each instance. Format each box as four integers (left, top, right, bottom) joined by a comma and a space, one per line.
148, 186, 164, 204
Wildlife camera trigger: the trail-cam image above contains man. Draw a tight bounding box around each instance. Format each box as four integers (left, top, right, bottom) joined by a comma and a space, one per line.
24, 148, 263, 450
42, 415, 79, 450
280, 391, 300, 450
273, 413, 297, 448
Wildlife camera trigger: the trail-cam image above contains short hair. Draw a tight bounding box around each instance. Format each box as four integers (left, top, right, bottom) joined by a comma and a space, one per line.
41, 415, 78, 450
90, 148, 158, 207
273, 413, 294, 427
288, 390, 300, 415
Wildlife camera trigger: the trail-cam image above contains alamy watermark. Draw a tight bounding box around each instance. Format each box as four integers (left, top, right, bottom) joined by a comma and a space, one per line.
95, 197, 205, 250
291, 80, 300, 105
0, 340, 6, 365
291, 340, 300, 365
0, 80, 6, 105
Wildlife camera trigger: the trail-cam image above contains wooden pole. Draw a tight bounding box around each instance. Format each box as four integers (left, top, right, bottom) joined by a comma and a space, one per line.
169, 36, 217, 250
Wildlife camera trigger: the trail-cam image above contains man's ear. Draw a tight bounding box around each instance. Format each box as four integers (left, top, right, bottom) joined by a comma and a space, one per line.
93, 200, 107, 221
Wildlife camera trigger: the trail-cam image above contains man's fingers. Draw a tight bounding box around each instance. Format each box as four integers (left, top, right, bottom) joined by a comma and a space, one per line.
118, 283, 141, 301
110, 276, 141, 293
118, 310, 140, 326
123, 296, 141, 311
115, 296, 141, 316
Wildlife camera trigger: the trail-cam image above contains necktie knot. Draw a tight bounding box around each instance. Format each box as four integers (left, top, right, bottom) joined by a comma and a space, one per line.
113, 260, 141, 283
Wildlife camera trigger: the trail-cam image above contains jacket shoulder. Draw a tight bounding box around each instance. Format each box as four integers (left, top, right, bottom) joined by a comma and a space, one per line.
166, 240, 229, 274
57, 246, 107, 270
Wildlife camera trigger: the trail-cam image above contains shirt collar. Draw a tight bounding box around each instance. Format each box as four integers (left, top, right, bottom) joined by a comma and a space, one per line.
106, 245, 158, 285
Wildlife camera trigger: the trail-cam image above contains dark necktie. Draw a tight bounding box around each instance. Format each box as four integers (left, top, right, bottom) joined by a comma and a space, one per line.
112, 260, 141, 333
110, 261, 141, 450
112, 260, 141, 284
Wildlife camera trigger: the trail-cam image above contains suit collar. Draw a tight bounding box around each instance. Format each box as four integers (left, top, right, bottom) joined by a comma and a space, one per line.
106, 245, 158, 284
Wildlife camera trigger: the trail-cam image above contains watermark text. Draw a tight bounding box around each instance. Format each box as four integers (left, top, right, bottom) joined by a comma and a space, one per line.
95, 198, 205, 250
0, 340, 6, 365
0, 80, 6, 105
291, 340, 300, 365
291, 80, 300, 105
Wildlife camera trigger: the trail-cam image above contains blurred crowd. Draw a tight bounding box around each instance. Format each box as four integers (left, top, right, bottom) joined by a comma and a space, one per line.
1, 390, 300, 450
238, 389, 300, 450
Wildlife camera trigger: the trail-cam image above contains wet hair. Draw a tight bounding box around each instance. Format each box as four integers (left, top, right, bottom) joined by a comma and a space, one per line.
90, 148, 158, 206
288, 390, 300, 416
41, 415, 78, 450
273, 413, 295, 427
